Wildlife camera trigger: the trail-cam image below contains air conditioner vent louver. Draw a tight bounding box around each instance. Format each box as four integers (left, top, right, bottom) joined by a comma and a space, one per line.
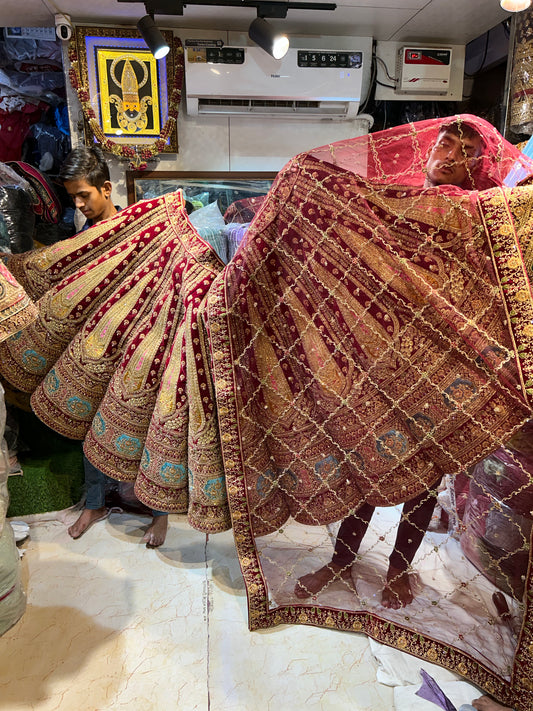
201, 98, 320, 108
196, 98, 341, 116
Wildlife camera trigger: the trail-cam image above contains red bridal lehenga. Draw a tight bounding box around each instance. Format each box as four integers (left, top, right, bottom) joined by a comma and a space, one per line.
0, 191, 229, 531
207, 115, 533, 710
1, 115, 533, 708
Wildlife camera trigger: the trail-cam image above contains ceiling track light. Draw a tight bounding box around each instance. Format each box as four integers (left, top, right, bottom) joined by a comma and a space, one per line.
248, 16, 289, 59
500, 0, 531, 11
118, 0, 336, 20
137, 14, 170, 59
122, 0, 336, 60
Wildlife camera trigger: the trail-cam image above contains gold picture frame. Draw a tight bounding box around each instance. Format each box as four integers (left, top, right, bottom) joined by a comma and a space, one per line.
71, 26, 179, 155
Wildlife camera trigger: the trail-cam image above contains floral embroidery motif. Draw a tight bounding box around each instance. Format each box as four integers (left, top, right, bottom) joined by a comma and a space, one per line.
21, 349, 47, 373
92, 413, 106, 437
66, 396, 92, 417
160, 462, 187, 485
44, 368, 60, 393
114, 434, 142, 458
376, 430, 408, 460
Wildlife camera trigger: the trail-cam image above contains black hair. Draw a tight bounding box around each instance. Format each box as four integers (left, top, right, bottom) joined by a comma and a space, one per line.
438, 121, 485, 153
59, 145, 110, 189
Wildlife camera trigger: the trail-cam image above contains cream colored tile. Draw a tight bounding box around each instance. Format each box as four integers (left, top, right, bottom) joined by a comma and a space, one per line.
2, 510, 399, 710
206, 529, 394, 711
1, 513, 209, 711
207, 619, 393, 711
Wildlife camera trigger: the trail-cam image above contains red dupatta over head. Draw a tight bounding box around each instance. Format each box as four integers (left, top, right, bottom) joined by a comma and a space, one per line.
309, 113, 532, 190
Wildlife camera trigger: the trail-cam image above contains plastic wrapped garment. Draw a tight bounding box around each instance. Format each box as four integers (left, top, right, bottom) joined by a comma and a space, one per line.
0, 163, 35, 253
461, 421, 533, 601
2, 38, 61, 64
0, 186, 34, 253
0, 67, 65, 95
188, 200, 227, 263
222, 222, 250, 263
0, 383, 26, 636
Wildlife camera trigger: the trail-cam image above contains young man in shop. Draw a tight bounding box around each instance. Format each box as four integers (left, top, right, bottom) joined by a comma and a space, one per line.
294, 119, 486, 608
60, 146, 169, 547
59, 145, 117, 228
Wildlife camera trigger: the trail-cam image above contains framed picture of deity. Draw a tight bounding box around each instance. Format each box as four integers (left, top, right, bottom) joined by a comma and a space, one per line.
69, 26, 182, 165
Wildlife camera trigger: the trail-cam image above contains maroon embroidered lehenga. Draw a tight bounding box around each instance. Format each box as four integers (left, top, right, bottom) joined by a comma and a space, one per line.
1, 114, 533, 709
0, 191, 229, 532
207, 115, 533, 710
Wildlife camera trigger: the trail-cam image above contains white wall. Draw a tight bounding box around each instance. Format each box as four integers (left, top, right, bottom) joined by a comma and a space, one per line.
64, 28, 374, 208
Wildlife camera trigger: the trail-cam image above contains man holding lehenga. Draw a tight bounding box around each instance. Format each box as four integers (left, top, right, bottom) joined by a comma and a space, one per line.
1, 114, 533, 709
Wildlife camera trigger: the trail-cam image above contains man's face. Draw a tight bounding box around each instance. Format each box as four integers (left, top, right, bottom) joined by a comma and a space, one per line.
425, 130, 483, 188
63, 177, 112, 224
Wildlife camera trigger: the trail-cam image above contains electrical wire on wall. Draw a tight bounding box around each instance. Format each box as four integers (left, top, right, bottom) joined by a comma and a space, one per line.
358, 50, 377, 114
362, 51, 397, 130
374, 54, 397, 89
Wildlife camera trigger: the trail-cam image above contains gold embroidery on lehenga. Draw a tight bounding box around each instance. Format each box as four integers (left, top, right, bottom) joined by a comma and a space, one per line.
83, 274, 154, 359
208, 115, 533, 711
2, 115, 533, 709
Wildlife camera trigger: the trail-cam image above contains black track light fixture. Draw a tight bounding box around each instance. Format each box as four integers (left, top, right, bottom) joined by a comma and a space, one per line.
119, 1, 337, 20
121, 0, 337, 60
248, 17, 289, 59
137, 14, 170, 59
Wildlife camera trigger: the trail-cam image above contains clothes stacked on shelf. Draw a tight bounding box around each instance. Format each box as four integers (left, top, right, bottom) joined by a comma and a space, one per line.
187, 192, 267, 264
0, 32, 69, 170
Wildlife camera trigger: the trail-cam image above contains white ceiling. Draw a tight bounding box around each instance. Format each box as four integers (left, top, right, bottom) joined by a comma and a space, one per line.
0, 0, 512, 46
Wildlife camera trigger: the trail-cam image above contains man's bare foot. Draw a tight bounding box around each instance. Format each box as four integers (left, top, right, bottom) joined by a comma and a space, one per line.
294, 562, 353, 599
381, 565, 413, 609
472, 696, 514, 711
142, 514, 168, 548
68, 507, 108, 539
8, 454, 22, 475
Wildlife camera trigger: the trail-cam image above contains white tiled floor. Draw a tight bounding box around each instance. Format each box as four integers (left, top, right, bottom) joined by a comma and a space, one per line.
1, 509, 483, 711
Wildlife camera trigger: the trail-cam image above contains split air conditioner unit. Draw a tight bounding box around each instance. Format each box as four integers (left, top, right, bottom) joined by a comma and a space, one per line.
184, 44, 366, 120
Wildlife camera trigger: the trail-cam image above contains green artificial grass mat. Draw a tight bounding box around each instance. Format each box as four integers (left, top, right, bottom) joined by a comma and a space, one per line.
7, 409, 84, 517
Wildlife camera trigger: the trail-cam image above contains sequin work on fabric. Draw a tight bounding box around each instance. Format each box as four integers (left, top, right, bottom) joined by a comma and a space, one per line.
208, 117, 533, 711
0, 261, 37, 344
1, 114, 533, 709
0, 191, 229, 531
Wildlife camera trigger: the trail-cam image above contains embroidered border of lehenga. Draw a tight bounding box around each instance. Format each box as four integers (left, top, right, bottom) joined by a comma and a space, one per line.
0, 261, 37, 345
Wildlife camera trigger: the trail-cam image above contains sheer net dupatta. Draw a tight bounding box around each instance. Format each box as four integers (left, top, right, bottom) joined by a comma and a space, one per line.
208, 116, 533, 710
308, 112, 533, 190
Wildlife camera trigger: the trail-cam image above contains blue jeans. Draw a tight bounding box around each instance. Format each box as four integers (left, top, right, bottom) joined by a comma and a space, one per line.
84, 456, 166, 516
